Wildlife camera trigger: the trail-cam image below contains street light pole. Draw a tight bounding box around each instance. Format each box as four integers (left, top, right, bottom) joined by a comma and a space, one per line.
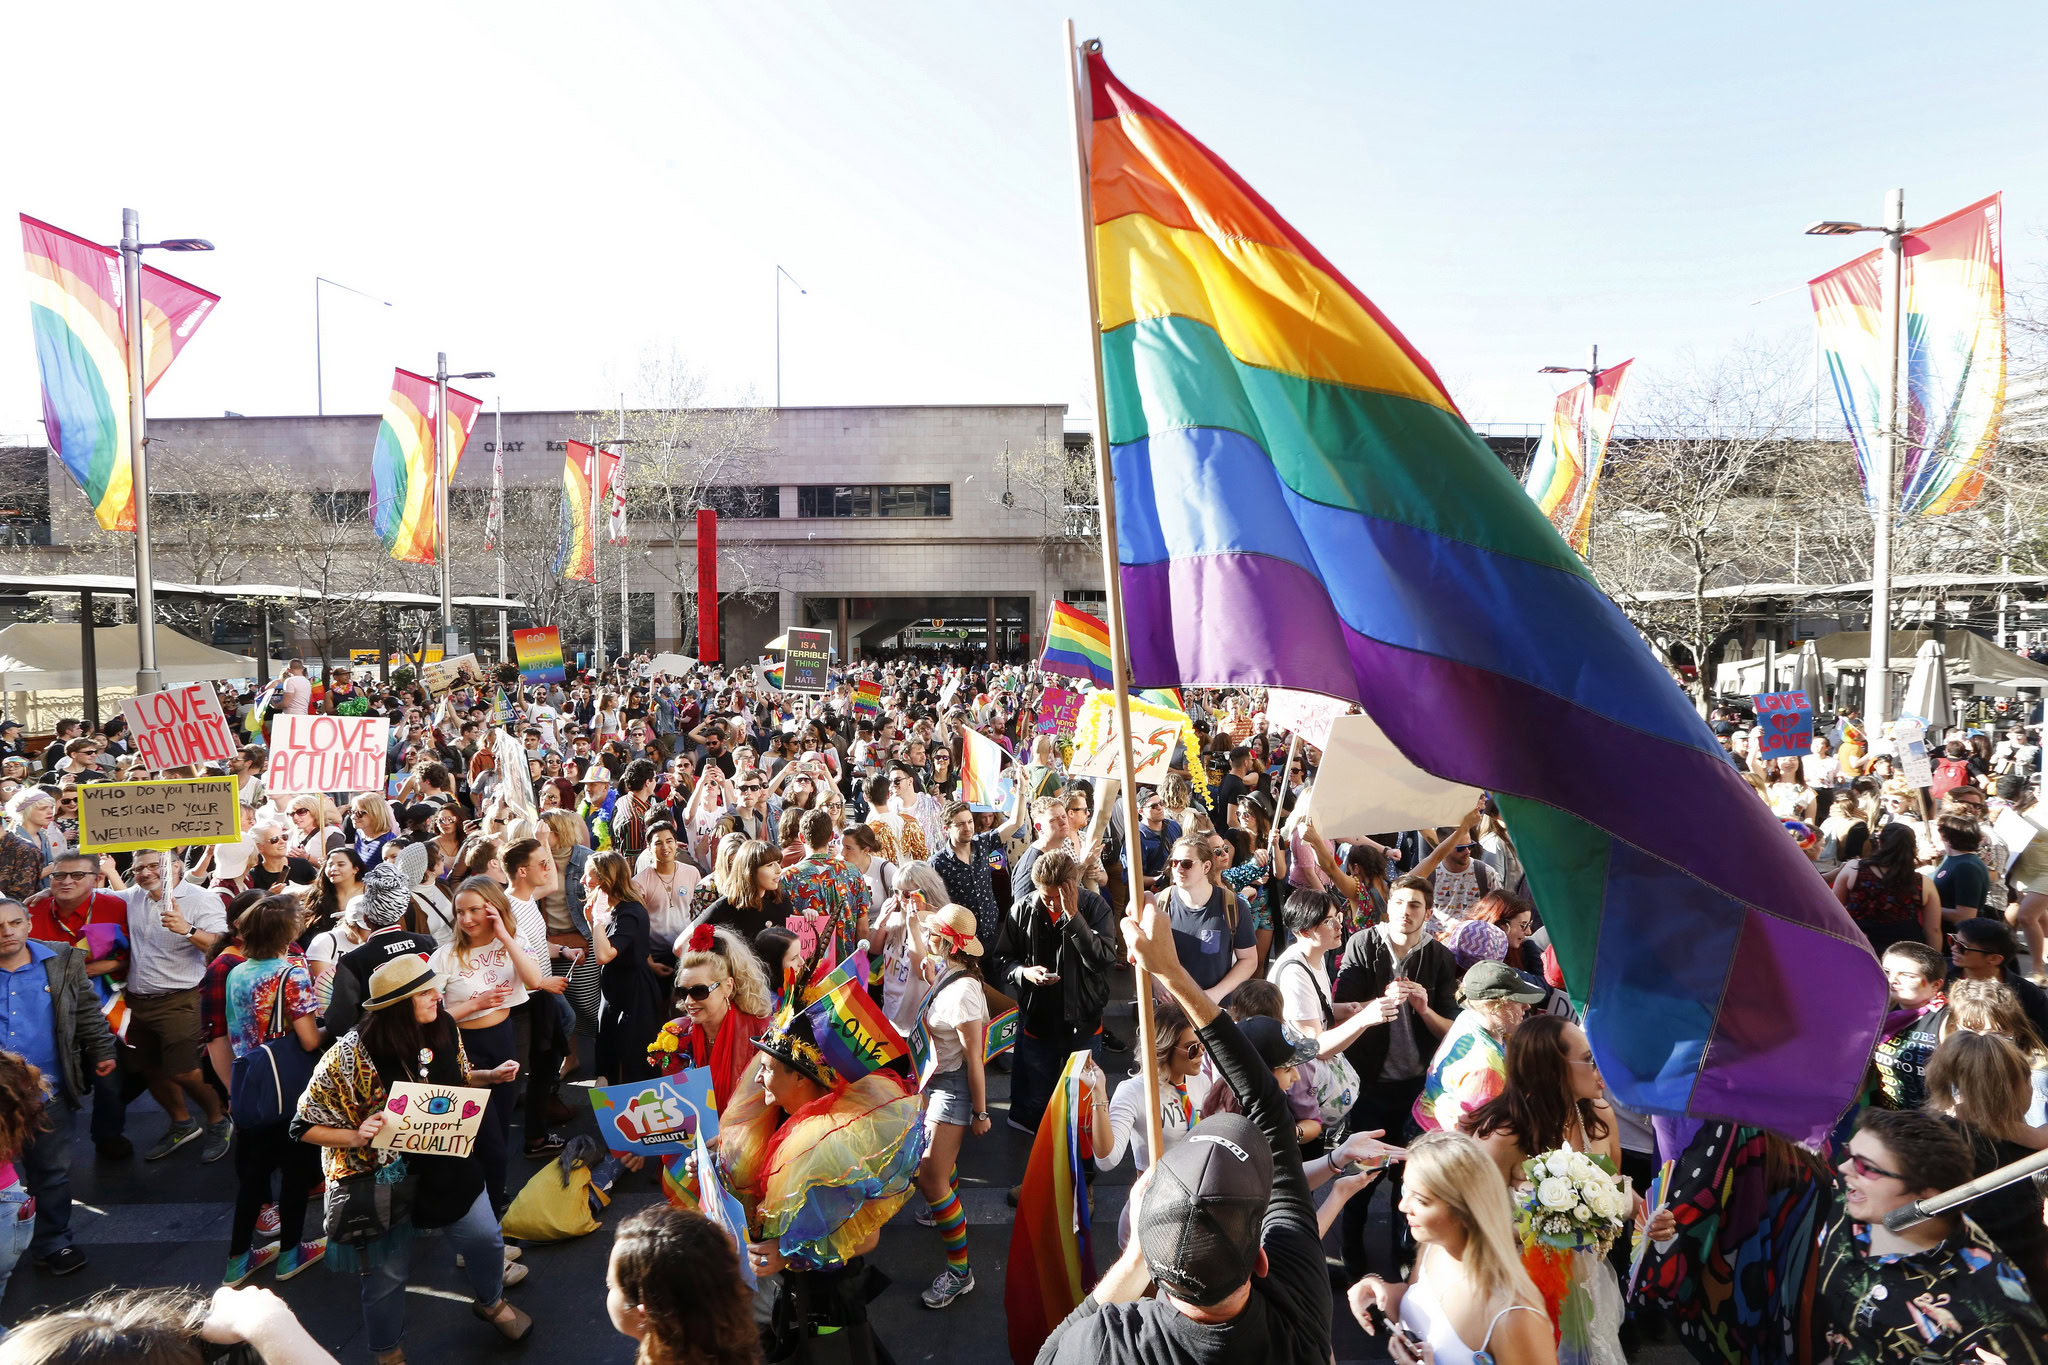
775, 265, 805, 407
433, 353, 496, 658
1537, 344, 1610, 563
618, 395, 630, 660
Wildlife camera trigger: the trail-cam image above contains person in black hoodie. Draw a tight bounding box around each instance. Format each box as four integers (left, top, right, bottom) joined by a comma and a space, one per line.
1038, 896, 1331, 1365
322, 862, 437, 1037
998, 850, 1120, 1132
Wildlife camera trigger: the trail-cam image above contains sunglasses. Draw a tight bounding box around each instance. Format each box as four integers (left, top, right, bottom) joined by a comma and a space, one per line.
1170, 857, 1202, 870
1178, 1040, 1205, 1060
49, 870, 94, 881
739, 784, 763, 793
676, 980, 728, 1003
1845, 1151, 1902, 1183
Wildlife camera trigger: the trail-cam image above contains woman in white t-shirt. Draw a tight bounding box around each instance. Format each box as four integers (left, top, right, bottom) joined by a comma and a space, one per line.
304, 896, 371, 1015
431, 876, 547, 1213
910, 903, 991, 1310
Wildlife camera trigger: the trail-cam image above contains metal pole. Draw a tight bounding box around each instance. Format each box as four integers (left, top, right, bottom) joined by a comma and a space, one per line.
775, 268, 781, 408
619, 395, 630, 659
79, 591, 99, 727
314, 279, 323, 417
435, 352, 457, 657
1868, 189, 1905, 733
590, 424, 606, 674
495, 398, 508, 660
1999, 501, 2013, 648
1065, 22, 1165, 1166
121, 209, 162, 697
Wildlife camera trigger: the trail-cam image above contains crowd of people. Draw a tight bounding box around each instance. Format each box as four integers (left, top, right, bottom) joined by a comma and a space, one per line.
0, 651, 2044, 1365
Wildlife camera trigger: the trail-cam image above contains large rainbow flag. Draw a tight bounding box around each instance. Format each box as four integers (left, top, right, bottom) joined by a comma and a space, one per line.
1522, 359, 1633, 554
1041, 599, 1114, 686
556, 440, 597, 582
370, 368, 483, 562
1086, 48, 1881, 1141
20, 215, 219, 532
1005, 1051, 1095, 1364
1810, 193, 2004, 517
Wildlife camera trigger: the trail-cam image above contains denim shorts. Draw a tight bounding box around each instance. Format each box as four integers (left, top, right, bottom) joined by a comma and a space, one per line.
923, 1068, 973, 1129
0, 1179, 34, 1304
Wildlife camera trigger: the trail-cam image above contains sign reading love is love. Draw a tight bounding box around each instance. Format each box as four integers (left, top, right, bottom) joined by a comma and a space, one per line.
369, 1082, 492, 1158
1751, 691, 1814, 760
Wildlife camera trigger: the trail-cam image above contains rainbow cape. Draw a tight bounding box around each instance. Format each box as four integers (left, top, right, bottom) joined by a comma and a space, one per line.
1041, 600, 1114, 687
1005, 1050, 1096, 1363
21, 214, 219, 532
1086, 48, 1881, 1141
370, 367, 483, 563
556, 441, 597, 582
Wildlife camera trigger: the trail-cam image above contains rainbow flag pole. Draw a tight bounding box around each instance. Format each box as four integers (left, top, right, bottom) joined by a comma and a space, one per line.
1062, 23, 1170, 1170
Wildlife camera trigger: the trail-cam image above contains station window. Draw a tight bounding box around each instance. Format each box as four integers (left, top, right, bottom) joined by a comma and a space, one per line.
796, 484, 950, 518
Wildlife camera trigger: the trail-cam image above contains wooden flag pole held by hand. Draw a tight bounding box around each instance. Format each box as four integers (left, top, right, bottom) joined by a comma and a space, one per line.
1064, 20, 1164, 1166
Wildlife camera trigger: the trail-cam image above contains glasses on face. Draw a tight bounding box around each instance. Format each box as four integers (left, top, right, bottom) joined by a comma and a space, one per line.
1178, 1040, 1204, 1060
1949, 938, 1994, 957
49, 870, 94, 881
1170, 858, 1200, 871
1845, 1151, 1902, 1183
739, 784, 763, 793
1568, 1055, 1600, 1069
676, 980, 729, 1003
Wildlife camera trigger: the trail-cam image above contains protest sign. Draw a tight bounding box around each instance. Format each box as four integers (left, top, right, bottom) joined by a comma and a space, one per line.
985, 1007, 1019, 1061
907, 1016, 940, 1089
1893, 718, 1934, 787
78, 776, 242, 853
782, 627, 831, 694
588, 1070, 719, 1155
648, 652, 695, 678
1069, 692, 1183, 787
369, 1081, 492, 1157
419, 653, 484, 696
122, 683, 237, 772
1299, 712, 1481, 839
1266, 687, 1351, 752
513, 626, 567, 684
263, 714, 390, 795
1750, 691, 1814, 761
1034, 685, 1085, 739
1994, 806, 2040, 875
692, 1128, 756, 1287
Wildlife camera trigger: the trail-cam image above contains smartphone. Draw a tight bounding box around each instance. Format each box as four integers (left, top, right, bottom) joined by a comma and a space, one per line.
1393, 1324, 1426, 1362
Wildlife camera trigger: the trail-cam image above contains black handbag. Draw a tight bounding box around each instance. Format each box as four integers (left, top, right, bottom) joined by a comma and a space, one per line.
322, 1165, 417, 1247
228, 971, 317, 1130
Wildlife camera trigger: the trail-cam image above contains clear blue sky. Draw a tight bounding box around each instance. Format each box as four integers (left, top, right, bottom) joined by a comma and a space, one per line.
5, 1, 2044, 443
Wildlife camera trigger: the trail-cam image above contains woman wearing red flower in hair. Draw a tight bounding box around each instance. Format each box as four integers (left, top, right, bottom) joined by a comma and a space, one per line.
646, 924, 777, 1111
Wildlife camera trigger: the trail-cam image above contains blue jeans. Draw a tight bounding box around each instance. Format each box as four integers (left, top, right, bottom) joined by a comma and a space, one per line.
1010, 1015, 1103, 1133
90, 1056, 127, 1143
18, 1110, 74, 1258
360, 1191, 506, 1354
0, 1178, 34, 1318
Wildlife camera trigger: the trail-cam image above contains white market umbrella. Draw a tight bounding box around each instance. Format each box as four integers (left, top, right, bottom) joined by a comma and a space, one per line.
1901, 639, 1952, 744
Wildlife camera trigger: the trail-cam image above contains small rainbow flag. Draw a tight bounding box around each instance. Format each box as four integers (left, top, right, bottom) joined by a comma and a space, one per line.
556, 441, 596, 582
800, 972, 909, 1082
958, 724, 1008, 808
984, 1007, 1019, 1061
1005, 1051, 1096, 1363
852, 679, 881, 719
1041, 600, 1114, 687
1137, 687, 1184, 713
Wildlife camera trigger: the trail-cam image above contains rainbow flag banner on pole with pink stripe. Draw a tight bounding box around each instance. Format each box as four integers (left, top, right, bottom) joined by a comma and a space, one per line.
370, 368, 483, 563
20, 214, 218, 532
1083, 46, 1882, 1141
1522, 360, 1632, 554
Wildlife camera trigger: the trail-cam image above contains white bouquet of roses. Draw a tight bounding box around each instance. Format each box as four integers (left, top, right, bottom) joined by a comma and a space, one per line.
1513, 1143, 1628, 1255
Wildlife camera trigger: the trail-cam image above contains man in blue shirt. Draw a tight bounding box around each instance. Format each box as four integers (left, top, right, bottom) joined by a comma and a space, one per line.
0, 896, 115, 1276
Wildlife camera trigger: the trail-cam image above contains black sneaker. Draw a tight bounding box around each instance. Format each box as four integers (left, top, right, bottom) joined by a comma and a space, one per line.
1100, 1032, 1130, 1055
37, 1246, 87, 1276
522, 1132, 567, 1158
95, 1135, 133, 1159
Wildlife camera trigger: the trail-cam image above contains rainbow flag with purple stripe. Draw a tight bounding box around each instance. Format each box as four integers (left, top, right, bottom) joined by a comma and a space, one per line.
1086, 49, 1882, 1141
556, 441, 597, 582
1041, 600, 1113, 687
1005, 1051, 1094, 1363
800, 967, 909, 1082
852, 679, 881, 719
370, 368, 482, 563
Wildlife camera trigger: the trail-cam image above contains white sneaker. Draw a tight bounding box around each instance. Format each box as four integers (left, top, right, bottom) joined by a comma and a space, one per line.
921, 1268, 974, 1309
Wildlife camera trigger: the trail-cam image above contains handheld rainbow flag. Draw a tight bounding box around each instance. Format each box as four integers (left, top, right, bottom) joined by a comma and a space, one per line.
958, 724, 1009, 808
1136, 686, 1184, 713
556, 441, 597, 582
852, 679, 882, 719
1041, 600, 1114, 687
799, 971, 910, 1081
1005, 1051, 1096, 1364
1522, 360, 1633, 554
370, 368, 483, 563
984, 1007, 1019, 1061
21, 215, 219, 532
1084, 46, 1881, 1141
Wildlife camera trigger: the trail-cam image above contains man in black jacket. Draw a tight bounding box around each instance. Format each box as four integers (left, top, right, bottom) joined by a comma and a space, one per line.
1039, 896, 1330, 1365
1330, 872, 1459, 1280
322, 862, 435, 1037
998, 850, 1119, 1133
0, 897, 116, 1275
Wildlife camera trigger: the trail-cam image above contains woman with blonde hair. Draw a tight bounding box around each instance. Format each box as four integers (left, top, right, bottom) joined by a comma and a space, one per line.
287, 793, 345, 858
876, 859, 947, 1034
648, 924, 773, 1102
1351, 1130, 1556, 1365
348, 794, 396, 871
1944, 977, 2048, 1125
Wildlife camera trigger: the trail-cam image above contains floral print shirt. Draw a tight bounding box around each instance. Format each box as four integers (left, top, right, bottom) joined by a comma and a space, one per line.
1817, 1211, 2048, 1365
782, 854, 871, 961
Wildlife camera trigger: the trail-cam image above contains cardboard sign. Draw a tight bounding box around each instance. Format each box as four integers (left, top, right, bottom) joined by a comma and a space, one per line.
1893, 718, 1934, 788
77, 776, 243, 853
369, 1082, 492, 1157
1267, 687, 1351, 752
1035, 685, 1085, 739
122, 683, 238, 772
1993, 806, 2041, 876
588, 1070, 719, 1155
513, 627, 567, 685
263, 714, 390, 795
782, 627, 832, 694
692, 1127, 756, 1287
1298, 712, 1481, 838
1069, 695, 1182, 786
419, 653, 484, 697
1750, 691, 1814, 761
648, 652, 695, 678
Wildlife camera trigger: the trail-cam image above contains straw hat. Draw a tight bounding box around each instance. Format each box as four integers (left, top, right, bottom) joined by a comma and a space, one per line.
922, 903, 984, 957
364, 955, 446, 1012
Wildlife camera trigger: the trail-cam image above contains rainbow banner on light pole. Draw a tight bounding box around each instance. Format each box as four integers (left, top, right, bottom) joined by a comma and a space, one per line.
369, 368, 482, 563
20, 214, 219, 532
556, 441, 597, 582
1522, 360, 1633, 554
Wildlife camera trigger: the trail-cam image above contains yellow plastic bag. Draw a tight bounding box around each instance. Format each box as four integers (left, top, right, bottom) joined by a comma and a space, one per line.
502, 1155, 607, 1242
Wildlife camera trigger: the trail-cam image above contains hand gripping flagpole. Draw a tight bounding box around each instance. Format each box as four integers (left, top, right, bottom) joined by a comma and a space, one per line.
1065, 20, 1166, 1167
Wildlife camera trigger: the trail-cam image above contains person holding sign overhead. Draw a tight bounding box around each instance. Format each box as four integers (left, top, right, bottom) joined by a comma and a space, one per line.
293, 954, 531, 1361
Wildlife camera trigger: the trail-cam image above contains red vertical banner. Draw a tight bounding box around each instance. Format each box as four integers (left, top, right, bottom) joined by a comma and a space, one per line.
696, 508, 719, 662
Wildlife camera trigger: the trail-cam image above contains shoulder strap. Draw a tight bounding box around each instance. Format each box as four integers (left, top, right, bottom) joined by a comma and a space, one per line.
1480, 1304, 1545, 1351
1283, 955, 1335, 1026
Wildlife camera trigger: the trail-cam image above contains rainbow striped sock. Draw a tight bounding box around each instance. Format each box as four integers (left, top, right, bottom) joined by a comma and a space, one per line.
931, 1182, 969, 1274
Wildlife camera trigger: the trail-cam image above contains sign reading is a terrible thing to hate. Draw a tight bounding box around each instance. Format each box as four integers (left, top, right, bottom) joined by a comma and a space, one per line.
121, 683, 238, 771
263, 714, 390, 795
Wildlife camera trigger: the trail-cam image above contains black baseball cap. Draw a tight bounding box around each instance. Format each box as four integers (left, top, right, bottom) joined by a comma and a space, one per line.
1138, 1112, 1272, 1305
1237, 1016, 1318, 1070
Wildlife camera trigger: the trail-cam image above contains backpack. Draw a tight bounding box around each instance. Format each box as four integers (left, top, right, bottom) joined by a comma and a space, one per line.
1931, 757, 1972, 798
228, 969, 318, 1130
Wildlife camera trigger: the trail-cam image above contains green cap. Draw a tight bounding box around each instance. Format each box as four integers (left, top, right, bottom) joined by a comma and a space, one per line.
1459, 959, 1546, 1005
